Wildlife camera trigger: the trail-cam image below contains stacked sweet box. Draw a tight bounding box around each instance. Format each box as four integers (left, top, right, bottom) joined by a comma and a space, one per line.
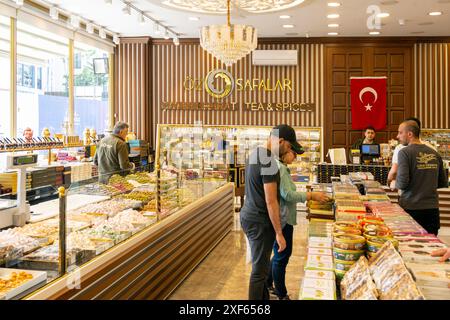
300, 219, 336, 300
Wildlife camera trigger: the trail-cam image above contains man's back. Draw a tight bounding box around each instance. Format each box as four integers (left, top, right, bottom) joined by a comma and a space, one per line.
94, 134, 129, 183
240, 147, 280, 225
396, 144, 448, 210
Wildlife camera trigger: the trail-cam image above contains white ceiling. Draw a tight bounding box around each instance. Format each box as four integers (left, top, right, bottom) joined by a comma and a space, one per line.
43, 0, 450, 38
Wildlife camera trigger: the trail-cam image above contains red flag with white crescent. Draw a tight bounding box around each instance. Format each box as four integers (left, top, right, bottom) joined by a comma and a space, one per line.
351, 77, 387, 130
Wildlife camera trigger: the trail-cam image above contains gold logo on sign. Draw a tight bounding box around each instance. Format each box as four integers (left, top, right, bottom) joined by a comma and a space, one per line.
204, 69, 234, 99
416, 152, 436, 164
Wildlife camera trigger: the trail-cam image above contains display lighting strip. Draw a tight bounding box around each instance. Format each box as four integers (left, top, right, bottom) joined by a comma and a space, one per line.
11, 0, 180, 45
117, 0, 180, 45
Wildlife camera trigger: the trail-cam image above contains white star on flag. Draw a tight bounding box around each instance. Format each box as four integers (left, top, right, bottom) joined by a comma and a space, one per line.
364, 104, 373, 111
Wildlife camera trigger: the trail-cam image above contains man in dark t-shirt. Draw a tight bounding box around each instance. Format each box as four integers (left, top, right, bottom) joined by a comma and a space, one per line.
396, 120, 448, 235
240, 124, 304, 300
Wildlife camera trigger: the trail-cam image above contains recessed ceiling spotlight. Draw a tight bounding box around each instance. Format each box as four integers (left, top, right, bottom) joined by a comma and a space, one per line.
327, 14, 340, 19
327, 2, 341, 7
99, 28, 107, 39
122, 4, 131, 15
154, 23, 160, 35
328, 23, 339, 27
138, 13, 146, 25
429, 11, 442, 16
189, 17, 199, 21
328, 32, 339, 35
282, 24, 295, 28
49, 6, 59, 20
377, 13, 390, 18
104, 0, 113, 4
398, 19, 405, 25
369, 31, 380, 35
70, 15, 80, 29
280, 15, 291, 19
86, 22, 94, 34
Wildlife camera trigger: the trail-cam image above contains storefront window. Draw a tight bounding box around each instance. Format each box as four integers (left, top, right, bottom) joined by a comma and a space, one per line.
16, 21, 69, 138
0, 15, 11, 137
74, 41, 110, 137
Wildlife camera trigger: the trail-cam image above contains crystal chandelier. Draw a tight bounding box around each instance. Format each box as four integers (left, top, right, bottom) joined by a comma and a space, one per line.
199, 0, 257, 67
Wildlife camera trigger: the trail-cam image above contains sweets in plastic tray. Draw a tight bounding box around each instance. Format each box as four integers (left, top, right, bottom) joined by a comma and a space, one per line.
340, 256, 378, 300
368, 242, 424, 300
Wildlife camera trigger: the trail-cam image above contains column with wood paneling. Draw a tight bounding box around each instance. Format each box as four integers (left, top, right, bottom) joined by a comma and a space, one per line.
114, 37, 152, 145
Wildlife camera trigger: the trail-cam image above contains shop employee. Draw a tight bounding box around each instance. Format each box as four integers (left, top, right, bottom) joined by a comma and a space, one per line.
93, 122, 135, 184
350, 126, 377, 154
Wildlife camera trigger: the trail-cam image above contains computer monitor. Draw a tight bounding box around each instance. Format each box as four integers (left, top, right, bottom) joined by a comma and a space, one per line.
361, 144, 380, 157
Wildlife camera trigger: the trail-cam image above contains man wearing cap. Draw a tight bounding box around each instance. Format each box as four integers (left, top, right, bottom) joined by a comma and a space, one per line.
240, 124, 303, 300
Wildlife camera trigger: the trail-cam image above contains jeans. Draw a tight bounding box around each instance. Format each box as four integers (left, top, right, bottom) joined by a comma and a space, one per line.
266, 224, 294, 298
240, 216, 275, 300
405, 208, 440, 235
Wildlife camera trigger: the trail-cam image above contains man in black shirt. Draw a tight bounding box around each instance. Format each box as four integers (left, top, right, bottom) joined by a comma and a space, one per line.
240, 124, 304, 300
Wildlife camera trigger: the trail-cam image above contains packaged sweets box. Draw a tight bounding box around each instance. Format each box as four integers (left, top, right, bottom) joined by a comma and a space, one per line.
406, 263, 450, 290
300, 286, 336, 300
304, 269, 335, 280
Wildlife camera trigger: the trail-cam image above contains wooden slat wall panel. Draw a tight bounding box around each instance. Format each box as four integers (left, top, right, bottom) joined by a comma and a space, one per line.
152, 43, 324, 147
115, 39, 151, 143
414, 43, 450, 129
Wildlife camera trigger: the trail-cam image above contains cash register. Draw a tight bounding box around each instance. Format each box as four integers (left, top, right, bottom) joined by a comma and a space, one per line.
361, 144, 381, 164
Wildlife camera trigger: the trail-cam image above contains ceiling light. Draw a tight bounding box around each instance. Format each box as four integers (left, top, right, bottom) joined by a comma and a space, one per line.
282, 24, 294, 28
327, 14, 340, 19
328, 23, 339, 27
113, 34, 120, 45
139, 13, 145, 24
154, 23, 160, 35
398, 19, 405, 25
279, 15, 291, 19
377, 13, 390, 18
189, 17, 199, 21
369, 31, 380, 35
99, 28, 107, 39
70, 15, 80, 29
164, 28, 170, 39
429, 11, 442, 16
104, 0, 113, 4
199, 0, 257, 67
122, 4, 131, 15
15, 0, 24, 6
86, 22, 94, 34
328, 32, 338, 35
173, 36, 179, 46
49, 6, 59, 20
327, 2, 341, 7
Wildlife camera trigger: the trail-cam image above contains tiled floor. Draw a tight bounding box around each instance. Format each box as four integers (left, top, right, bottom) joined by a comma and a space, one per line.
168, 212, 450, 300
169, 212, 309, 300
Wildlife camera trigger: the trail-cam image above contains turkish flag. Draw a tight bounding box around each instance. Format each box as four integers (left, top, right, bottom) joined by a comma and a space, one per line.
351, 77, 387, 130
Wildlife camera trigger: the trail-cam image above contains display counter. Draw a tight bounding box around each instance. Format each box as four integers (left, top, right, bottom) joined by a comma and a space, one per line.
23, 182, 234, 300
0, 164, 233, 299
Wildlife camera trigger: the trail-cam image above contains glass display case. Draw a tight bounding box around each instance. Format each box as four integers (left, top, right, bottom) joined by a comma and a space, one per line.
156, 124, 322, 184
421, 129, 450, 161
0, 164, 227, 299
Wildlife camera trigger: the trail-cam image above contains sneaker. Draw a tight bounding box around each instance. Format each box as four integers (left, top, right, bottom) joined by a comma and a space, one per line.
278, 295, 291, 300
268, 285, 275, 294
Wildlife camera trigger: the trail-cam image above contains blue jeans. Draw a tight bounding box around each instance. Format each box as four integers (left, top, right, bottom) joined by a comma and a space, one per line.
266, 224, 294, 298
